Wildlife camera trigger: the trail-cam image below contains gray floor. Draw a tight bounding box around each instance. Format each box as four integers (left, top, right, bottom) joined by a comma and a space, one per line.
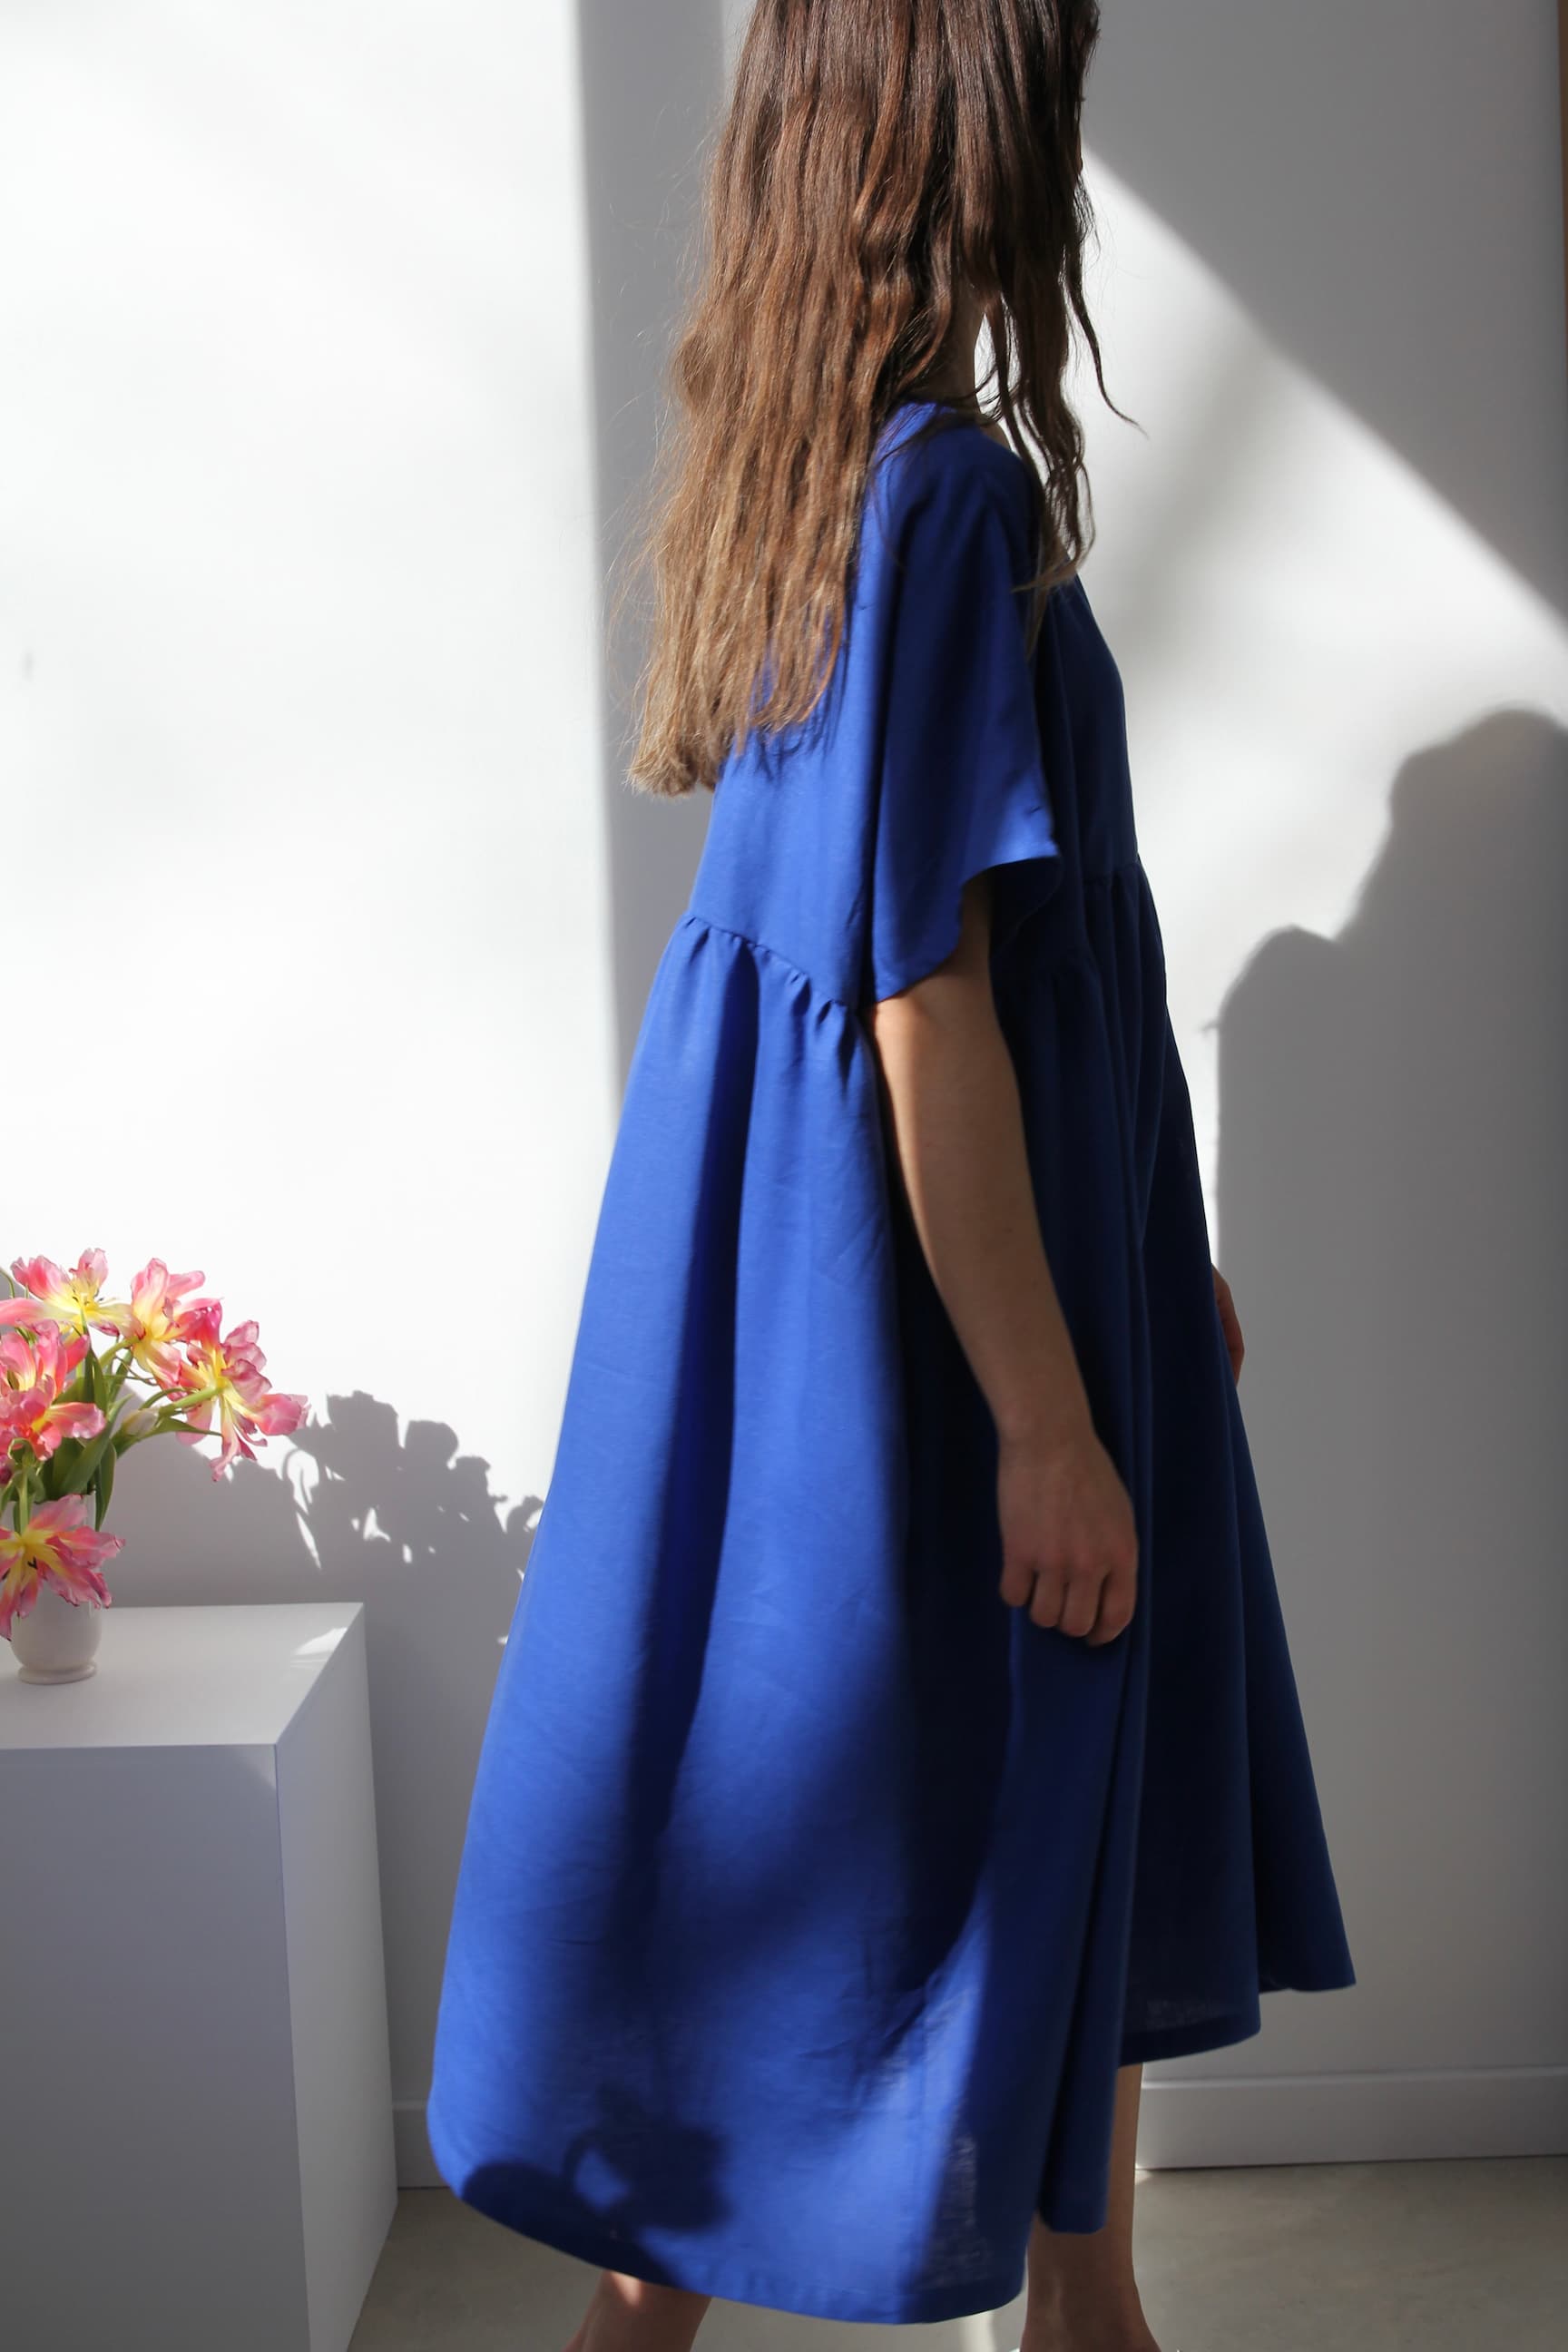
351, 2156, 1566, 2351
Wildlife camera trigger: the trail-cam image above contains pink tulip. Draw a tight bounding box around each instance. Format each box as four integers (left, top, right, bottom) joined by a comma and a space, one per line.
169, 1303, 309, 1479
0, 1249, 308, 1622
120, 1258, 210, 1386
0, 1495, 122, 1637
0, 1322, 106, 1465
2, 1249, 131, 1338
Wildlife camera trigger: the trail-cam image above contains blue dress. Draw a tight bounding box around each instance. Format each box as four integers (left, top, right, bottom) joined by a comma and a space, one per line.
426, 397, 1356, 2327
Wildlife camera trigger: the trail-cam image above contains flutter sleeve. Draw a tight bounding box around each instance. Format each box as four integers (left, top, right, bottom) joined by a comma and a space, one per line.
866, 444, 1063, 1005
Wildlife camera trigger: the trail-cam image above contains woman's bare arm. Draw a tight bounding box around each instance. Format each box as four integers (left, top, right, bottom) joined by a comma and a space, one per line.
868, 871, 1138, 1642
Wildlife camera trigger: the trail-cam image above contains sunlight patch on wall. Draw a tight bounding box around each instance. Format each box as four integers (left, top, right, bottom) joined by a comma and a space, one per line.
1070, 157, 1568, 1234
0, 5, 612, 1508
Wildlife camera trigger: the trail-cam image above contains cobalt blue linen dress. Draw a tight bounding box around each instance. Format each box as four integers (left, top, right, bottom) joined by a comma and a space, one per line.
426, 397, 1357, 2328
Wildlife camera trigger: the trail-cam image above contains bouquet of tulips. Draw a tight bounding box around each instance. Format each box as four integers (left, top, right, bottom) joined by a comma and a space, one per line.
0, 1249, 308, 1640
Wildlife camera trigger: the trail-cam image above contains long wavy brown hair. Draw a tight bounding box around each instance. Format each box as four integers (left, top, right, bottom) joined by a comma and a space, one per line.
619, 0, 1129, 799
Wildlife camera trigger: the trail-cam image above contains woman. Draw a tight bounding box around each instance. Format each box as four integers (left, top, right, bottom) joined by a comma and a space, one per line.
427, 5, 1357, 2347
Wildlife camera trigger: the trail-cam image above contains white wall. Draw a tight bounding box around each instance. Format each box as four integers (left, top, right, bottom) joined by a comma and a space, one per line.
1077, 3, 1568, 2166
0, 1, 622, 2173
3, 0, 1563, 2196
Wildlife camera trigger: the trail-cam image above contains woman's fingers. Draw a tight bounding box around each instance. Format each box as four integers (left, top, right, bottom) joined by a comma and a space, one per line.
1083, 1560, 1138, 1645
997, 1424, 1139, 1643
1031, 1565, 1098, 1639
1024, 1563, 1069, 1630
1019, 1551, 1136, 1642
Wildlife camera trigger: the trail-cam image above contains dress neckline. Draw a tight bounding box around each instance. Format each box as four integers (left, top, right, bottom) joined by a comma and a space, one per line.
889, 395, 1028, 468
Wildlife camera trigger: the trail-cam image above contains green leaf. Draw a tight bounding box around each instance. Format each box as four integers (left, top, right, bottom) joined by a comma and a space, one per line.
93, 1443, 116, 1529
57, 1424, 115, 1498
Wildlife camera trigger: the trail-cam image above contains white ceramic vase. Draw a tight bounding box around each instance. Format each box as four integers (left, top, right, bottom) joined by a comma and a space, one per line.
10, 1583, 105, 1682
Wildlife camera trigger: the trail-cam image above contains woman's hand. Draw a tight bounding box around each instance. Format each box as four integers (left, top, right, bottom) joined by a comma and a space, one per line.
995, 1418, 1139, 1644
1212, 1264, 1244, 1385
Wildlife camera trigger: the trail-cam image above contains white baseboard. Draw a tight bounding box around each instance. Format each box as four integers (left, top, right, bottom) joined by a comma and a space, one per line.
1134, 2063, 1568, 2169
395, 2067, 1568, 2193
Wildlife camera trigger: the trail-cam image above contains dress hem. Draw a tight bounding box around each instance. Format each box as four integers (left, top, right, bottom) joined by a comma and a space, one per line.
1119, 2004, 1260, 2069
1118, 1966, 1358, 2070
426, 2102, 1030, 2326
